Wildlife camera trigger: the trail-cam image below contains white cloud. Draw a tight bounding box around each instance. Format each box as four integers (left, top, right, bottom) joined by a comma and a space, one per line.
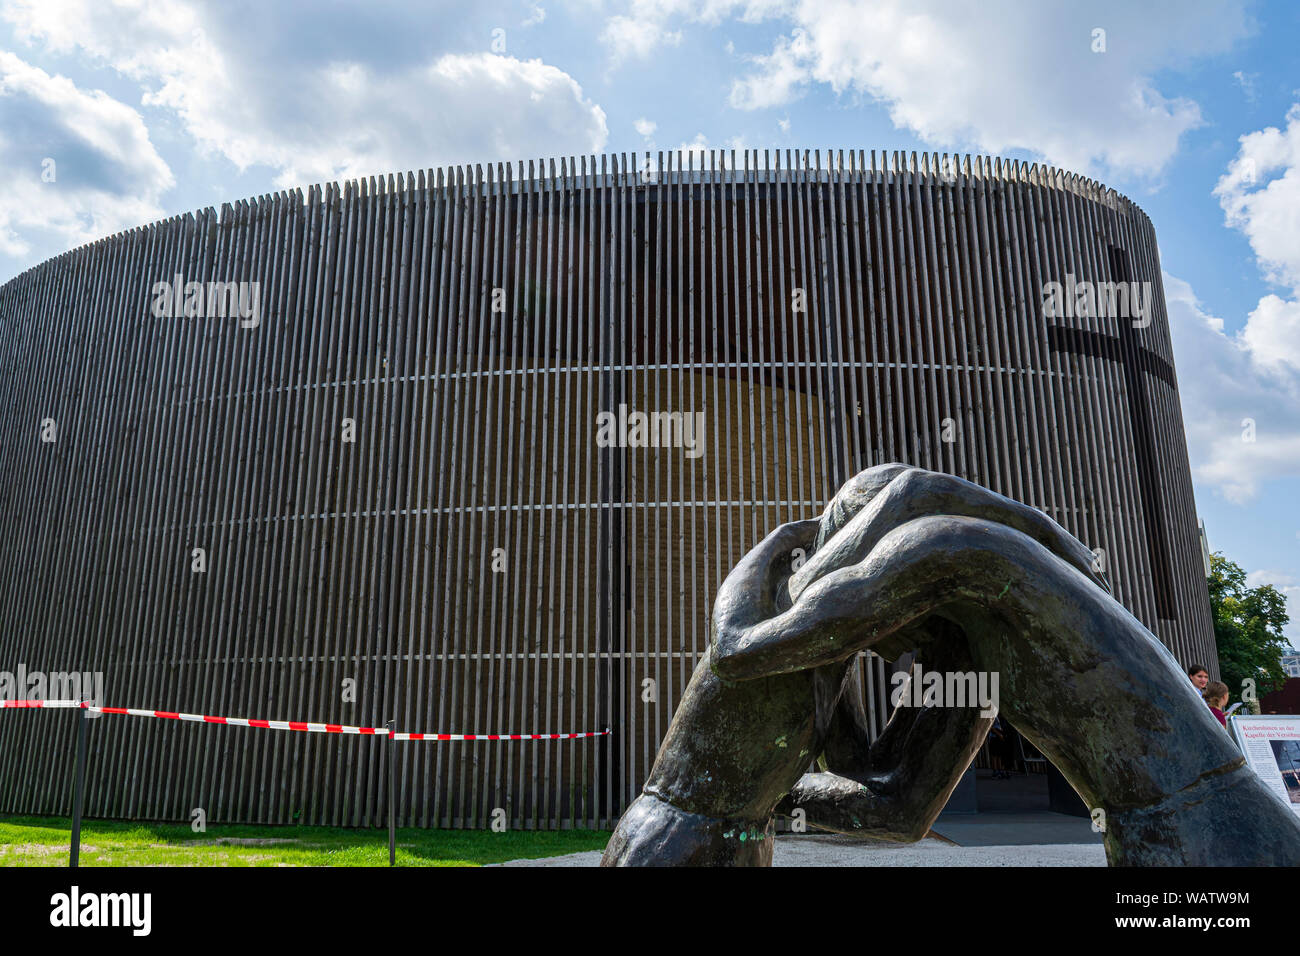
601, 0, 1252, 178
0, 51, 172, 257
1215, 103, 1300, 297
1175, 104, 1300, 512
635, 117, 657, 138
601, 15, 684, 60
1233, 69, 1259, 103
1246, 569, 1299, 594
522, 2, 547, 27
729, 27, 810, 110
4, 0, 608, 189
1241, 294, 1300, 374
600, 0, 792, 62
1165, 273, 1300, 505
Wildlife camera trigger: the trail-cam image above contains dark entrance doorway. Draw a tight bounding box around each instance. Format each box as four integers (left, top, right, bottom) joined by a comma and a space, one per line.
972, 723, 1087, 814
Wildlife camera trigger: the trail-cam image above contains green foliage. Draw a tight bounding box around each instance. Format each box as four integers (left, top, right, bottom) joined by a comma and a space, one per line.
1207, 553, 1290, 700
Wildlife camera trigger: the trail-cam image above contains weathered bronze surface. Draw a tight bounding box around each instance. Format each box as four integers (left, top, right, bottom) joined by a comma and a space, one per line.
601, 464, 1300, 866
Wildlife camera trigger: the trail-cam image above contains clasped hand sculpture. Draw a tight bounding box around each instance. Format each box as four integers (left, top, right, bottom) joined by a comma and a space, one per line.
601, 464, 1300, 866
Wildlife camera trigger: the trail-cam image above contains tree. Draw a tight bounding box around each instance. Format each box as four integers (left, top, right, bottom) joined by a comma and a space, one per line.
1206, 553, 1290, 702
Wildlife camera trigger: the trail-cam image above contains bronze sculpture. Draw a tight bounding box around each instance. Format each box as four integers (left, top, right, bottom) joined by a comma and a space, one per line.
601, 464, 1300, 866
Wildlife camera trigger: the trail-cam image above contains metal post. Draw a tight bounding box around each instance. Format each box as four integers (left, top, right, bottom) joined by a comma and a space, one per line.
70, 701, 88, 868
387, 719, 396, 867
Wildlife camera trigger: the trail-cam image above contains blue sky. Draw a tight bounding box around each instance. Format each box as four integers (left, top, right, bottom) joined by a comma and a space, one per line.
1, 0, 1298, 640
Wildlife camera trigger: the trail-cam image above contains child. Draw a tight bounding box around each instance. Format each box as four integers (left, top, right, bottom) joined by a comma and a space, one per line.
1204, 680, 1230, 729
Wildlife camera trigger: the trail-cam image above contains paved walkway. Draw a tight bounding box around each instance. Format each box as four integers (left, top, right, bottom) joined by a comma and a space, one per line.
500, 774, 1109, 865
496, 830, 1106, 867
932, 810, 1104, 847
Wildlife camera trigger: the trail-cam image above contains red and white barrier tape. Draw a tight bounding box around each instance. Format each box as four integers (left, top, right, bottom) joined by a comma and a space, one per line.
392, 730, 609, 741
0, 699, 609, 741
88, 705, 388, 735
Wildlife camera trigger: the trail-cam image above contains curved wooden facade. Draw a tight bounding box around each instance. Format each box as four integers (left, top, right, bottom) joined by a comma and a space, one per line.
0, 150, 1213, 829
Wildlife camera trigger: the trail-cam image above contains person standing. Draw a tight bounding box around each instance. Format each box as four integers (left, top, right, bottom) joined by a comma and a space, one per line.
1188, 664, 1209, 698
1204, 681, 1230, 729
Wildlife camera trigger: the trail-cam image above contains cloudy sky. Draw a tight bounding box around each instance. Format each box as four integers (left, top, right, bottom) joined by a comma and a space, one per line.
1, 0, 1298, 639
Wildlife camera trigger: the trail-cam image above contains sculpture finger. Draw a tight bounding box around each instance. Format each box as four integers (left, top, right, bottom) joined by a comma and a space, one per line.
789, 468, 1108, 602
709, 517, 819, 645
714, 513, 1107, 681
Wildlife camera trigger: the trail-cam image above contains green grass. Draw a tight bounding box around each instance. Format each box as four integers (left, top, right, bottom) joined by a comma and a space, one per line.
0, 815, 611, 867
